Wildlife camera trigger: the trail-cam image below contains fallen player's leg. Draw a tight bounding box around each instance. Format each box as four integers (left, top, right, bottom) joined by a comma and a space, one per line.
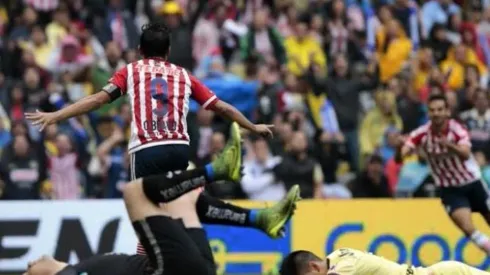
427, 261, 490, 275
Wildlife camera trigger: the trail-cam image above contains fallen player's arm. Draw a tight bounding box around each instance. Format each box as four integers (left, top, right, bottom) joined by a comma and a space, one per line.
210, 100, 256, 132
54, 91, 111, 122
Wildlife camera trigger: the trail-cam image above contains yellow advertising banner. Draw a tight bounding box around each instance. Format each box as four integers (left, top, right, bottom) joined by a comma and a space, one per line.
291, 200, 490, 269
206, 199, 490, 273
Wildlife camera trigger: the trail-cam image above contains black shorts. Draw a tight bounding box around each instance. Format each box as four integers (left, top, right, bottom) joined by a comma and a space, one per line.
440, 180, 490, 215
132, 215, 216, 275
129, 144, 190, 179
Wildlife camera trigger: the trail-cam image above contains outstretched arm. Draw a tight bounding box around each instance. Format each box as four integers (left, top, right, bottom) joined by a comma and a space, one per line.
25, 91, 111, 131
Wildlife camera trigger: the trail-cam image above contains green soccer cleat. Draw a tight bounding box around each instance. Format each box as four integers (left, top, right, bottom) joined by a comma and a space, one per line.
210, 122, 243, 182
256, 185, 301, 238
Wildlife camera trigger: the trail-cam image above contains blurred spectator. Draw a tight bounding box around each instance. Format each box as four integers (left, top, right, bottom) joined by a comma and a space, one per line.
240, 9, 287, 68
440, 44, 487, 90
457, 65, 480, 111
359, 91, 403, 162
47, 133, 81, 199
446, 13, 463, 44
96, 0, 138, 51
412, 47, 434, 94
460, 89, 490, 158
92, 41, 126, 98
309, 54, 378, 170
427, 23, 452, 63
348, 154, 392, 198
273, 131, 323, 199
376, 19, 412, 83
314, 131, 351, 198
48, 35, 93, 81
95, 126, 128, 198
241, 137, 285, 201
377, 127, 401, 164
394, 80, 424, 133
160, 0, 206, 69
18, 25, 53, 69
421, 0, 461, 39
45, 7, 70, 47
324, 0, 365, 62
0, 135, 42, 200
9, 6, 38, 41
284, 17, 326, 76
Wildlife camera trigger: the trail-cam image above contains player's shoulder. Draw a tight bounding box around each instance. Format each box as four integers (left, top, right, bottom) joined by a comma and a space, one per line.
410, 123, 430, 137
448, 118, 468, 133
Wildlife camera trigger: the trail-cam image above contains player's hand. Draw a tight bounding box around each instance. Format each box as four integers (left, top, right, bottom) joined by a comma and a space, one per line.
438, 137, 453, 148
395, 135, 407, 147
252, 124, 274, 138
25, 110, 59, 131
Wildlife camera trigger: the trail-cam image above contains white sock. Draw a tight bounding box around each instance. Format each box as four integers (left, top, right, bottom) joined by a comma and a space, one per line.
470, 230, 490, 253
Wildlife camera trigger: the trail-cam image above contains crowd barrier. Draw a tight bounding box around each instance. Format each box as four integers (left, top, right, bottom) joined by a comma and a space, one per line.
0, 199, 489, 274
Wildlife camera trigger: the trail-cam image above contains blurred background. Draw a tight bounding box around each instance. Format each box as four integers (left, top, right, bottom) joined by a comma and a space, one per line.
0, 0, 489, 201
1, 0, 490, 274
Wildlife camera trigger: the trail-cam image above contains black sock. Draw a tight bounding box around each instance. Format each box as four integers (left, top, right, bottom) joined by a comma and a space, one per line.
142, 168, 208, 204
196, 193, 253, 227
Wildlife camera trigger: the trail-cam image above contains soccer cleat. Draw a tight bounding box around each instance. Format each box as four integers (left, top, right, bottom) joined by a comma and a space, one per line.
210, 122, 243, 182
256, 185, 301, 238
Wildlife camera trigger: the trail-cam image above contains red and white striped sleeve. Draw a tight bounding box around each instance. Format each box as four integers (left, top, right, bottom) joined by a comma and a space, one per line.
108, 66, 128, 95
189, 74, 219, 110
404, 125, 427, 149
451, 120, 472, 147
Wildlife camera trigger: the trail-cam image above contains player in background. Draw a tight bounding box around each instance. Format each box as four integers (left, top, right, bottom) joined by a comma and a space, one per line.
24, 123, 300, 275
25, 23, 295, 248
395, 93, 490, 255
280, 248, 489, 275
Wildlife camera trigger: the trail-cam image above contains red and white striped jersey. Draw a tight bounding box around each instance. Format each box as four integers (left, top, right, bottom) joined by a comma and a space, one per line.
404, 119, 481, 187
109, 58, 218, 154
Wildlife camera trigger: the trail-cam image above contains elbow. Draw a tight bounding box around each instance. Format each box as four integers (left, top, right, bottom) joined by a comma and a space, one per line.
213, 101, 234, 117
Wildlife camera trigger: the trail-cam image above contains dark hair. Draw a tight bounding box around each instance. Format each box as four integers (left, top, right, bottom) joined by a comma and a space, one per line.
139, 22, 171, 58
280, 250, 321, 275
428, 93, 448, 108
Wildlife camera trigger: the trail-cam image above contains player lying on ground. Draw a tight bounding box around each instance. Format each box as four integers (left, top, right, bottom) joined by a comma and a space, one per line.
24, 131, 301, 275
396, 93, 490, 255
280, 247, 489, 275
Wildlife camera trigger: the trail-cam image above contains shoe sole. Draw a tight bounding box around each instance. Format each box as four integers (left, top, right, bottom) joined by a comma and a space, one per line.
229, 122, 242, 182
269, 184, 301, 237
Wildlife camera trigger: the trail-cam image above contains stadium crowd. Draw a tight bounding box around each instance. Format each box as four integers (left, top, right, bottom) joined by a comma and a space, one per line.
0, 0, 489, 201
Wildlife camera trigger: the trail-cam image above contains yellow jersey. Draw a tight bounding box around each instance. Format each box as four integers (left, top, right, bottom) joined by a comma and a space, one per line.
326, 248, 488, 275
326, 248, 425, 275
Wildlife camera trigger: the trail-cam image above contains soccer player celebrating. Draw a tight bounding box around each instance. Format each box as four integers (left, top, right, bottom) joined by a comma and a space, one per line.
24, 123, 300, 275
396, 93, 490, 255
280, 248, 489, 275
25, 22, 295, 250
